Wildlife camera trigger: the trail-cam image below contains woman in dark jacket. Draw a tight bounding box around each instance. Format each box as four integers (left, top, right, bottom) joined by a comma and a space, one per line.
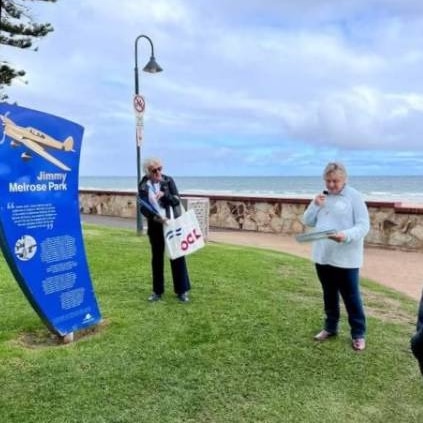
138, 157, 191, 302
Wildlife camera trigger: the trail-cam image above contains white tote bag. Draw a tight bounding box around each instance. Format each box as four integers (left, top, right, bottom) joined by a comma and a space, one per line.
163, 206, 205, 260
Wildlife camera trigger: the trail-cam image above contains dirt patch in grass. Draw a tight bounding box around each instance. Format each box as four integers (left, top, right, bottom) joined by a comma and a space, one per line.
15, 319, 110, 349
363, 289, 415, 324
282, 283, 415, 325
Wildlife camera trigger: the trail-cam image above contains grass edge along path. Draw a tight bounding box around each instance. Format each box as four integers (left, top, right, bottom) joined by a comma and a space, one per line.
0, 224, 422, 423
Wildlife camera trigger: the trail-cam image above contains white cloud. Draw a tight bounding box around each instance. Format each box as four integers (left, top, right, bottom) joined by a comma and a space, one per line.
3, 0, 423, 175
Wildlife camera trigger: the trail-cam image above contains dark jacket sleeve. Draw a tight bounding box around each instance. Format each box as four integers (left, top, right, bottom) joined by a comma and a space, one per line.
138, 176, 157, 220
159, 175, 182, 218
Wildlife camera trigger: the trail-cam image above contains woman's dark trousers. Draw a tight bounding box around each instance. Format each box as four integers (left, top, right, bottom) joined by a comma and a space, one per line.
147, 219, 191, 296
315, 264, 366, 339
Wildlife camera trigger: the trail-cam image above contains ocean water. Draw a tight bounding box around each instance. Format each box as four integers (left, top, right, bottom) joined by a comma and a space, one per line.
79, 175, 423, 204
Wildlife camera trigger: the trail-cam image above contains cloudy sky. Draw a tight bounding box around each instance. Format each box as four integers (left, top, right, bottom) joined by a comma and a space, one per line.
3, 0, 423, 176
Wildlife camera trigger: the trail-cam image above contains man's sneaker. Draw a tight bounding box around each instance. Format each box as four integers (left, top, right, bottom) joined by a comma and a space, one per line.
148, 293, 161, 302
177, 292, 189, 303
314, 329, 337, 341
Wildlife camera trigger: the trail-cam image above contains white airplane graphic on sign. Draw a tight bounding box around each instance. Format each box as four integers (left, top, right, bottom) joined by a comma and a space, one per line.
1, 113, 74, 171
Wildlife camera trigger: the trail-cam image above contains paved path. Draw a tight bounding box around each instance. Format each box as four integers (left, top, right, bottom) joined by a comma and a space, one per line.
81, 214, 423, 301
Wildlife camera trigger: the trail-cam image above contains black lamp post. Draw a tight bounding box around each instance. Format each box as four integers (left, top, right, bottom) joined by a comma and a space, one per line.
134, 34, 163, 234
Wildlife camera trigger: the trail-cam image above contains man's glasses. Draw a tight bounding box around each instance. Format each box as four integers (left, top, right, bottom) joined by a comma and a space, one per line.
151, 167, 162, 174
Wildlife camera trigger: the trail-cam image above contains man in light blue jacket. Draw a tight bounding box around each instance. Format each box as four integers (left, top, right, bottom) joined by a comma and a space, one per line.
303, 162, 370, 351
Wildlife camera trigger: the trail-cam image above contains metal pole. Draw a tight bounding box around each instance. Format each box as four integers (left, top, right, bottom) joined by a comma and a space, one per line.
134, 35, 161, 235
134, 44, 142, 235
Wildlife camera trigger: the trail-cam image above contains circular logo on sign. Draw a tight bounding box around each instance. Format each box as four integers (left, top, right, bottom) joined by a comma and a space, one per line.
15, 235, 37, 261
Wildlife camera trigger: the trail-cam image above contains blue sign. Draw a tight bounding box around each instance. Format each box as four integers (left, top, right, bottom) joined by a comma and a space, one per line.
0, 103, 101, 336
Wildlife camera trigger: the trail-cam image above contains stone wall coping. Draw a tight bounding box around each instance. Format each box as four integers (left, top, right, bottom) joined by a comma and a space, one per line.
78, 189, 423, 215
79, 189, 137, 196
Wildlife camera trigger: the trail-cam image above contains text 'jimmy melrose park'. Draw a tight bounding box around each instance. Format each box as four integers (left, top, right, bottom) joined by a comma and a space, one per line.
9, 171, 68, 192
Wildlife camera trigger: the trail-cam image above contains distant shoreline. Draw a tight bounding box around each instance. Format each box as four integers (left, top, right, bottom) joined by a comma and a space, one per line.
78, 187, 423, 207
79, 175, 423, 205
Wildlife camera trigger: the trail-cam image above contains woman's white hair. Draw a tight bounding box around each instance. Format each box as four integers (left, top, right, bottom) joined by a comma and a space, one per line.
323, 162, 347, 179
142, 157, 162, 174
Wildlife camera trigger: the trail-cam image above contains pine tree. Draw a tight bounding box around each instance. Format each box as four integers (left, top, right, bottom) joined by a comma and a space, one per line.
0, 0, 57, 98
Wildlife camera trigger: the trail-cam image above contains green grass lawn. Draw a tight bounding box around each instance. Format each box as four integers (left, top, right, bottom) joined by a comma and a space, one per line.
0, 224, 422, 423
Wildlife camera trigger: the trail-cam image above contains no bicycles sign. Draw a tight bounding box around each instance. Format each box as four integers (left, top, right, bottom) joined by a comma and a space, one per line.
133, 95, 145, 146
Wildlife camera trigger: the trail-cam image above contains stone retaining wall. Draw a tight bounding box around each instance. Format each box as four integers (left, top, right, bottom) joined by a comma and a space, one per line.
79, 190, 423, 251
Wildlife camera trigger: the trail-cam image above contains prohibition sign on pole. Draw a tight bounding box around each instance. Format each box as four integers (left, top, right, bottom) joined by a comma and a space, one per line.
133, 94, 145, 115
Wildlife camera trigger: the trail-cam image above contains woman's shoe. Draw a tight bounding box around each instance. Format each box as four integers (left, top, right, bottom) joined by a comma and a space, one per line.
352, 338, 366, 351
148, 293, 161, 302
177, 292, 189, 303
314, 330, 337, 341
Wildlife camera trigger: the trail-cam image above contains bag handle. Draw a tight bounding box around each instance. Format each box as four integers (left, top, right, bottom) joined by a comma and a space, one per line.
168, 206, 174, 220
168, 198, 186, 220
179, 200, 186, 214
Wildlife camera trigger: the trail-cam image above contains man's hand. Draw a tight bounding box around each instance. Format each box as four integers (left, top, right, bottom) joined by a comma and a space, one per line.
328, 232, 346, 243
155, 191, 164, 200
153, 215, 167, 224
314, 193, 327, 207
